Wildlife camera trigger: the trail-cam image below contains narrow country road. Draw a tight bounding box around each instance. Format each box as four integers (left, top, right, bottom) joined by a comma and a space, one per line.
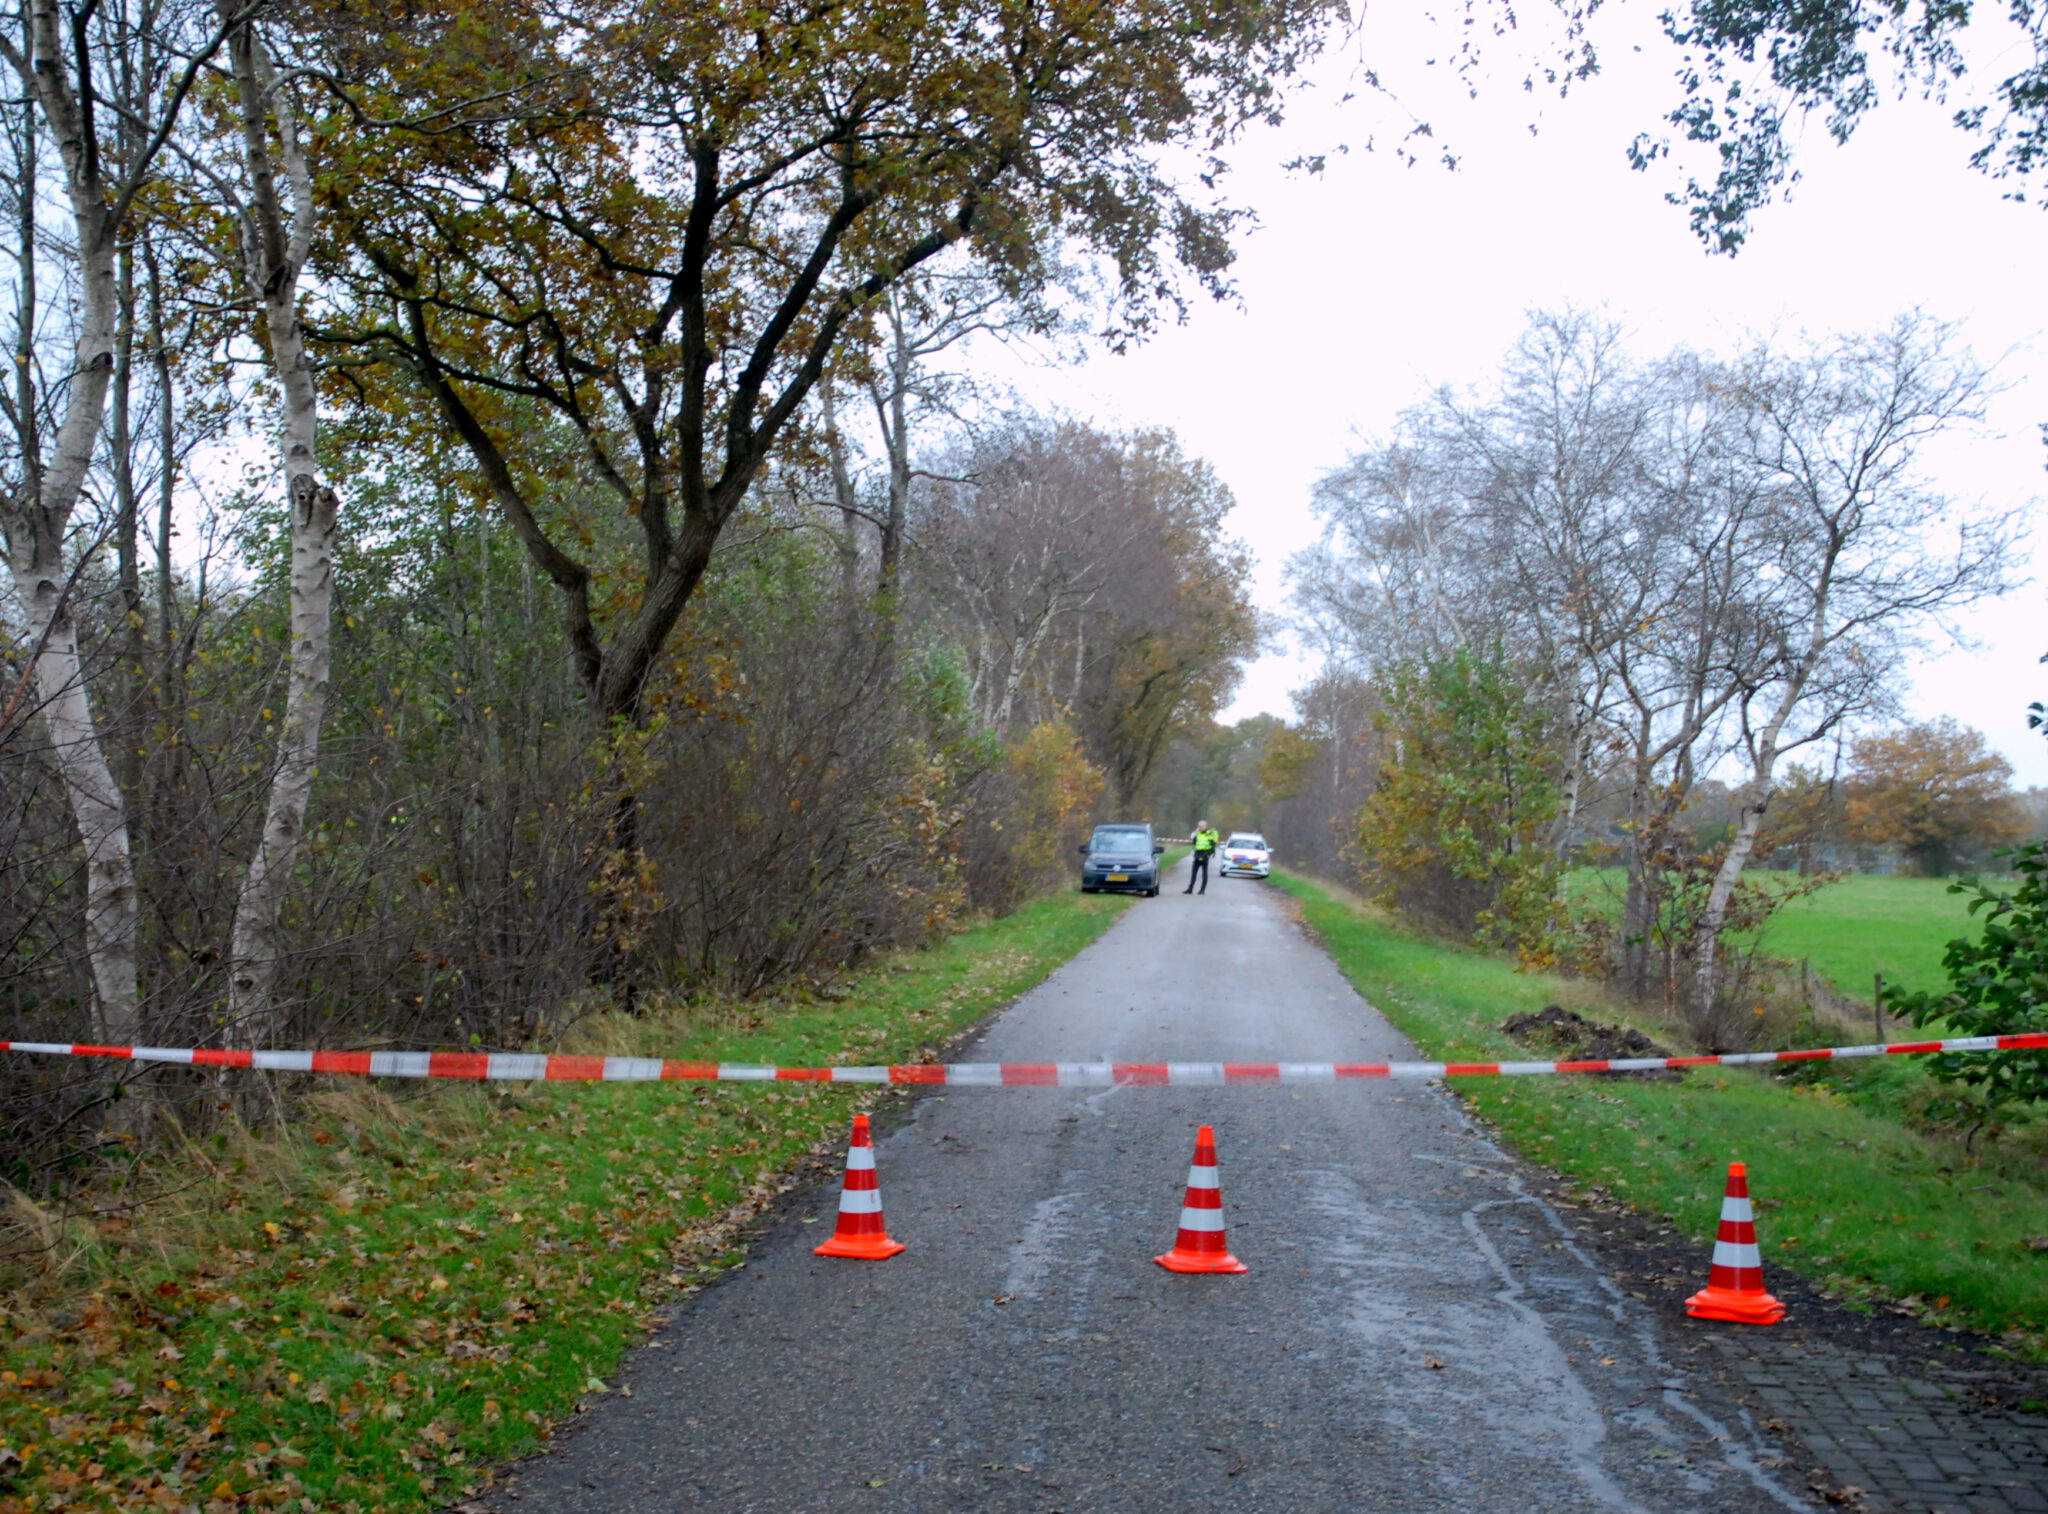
492, 862, 1806, 1514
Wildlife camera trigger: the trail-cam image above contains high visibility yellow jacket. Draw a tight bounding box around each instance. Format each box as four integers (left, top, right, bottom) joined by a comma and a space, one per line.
1192, 827, 1220, 855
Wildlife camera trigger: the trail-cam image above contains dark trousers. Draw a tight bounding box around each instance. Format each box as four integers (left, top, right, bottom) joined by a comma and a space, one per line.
1185, 852, 1211, 893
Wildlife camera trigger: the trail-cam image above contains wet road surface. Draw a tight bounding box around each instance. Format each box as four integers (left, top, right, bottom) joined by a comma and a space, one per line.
496, 863, 1807, 1513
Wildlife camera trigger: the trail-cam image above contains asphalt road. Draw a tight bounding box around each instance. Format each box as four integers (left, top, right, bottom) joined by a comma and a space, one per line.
496, 861, 1808, 1514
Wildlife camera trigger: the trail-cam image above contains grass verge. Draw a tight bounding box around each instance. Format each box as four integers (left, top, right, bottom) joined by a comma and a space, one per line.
0, 888, 1134, 1514
1274, 871, 2048, 1350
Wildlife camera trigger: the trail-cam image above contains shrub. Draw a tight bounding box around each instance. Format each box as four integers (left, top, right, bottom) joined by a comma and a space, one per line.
1883, 839, 2048, 1107
1354, 651, 1575, 965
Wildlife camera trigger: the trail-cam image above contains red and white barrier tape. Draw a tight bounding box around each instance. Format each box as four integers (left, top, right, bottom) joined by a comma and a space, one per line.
2, 1031, 2045, 1084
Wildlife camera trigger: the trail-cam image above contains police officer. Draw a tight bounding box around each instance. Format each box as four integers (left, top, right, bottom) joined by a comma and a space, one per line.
1184, 820, 1220, 895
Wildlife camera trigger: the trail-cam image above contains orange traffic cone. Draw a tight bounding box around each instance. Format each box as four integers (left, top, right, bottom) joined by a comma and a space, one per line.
814, 1113, 906, 1260
1685, 1161, 1785, 1325
1155, 1124, 1247, 1274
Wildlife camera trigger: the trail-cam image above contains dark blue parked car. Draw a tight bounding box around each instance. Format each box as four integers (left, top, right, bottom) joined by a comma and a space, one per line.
1077, 823, 1163, 897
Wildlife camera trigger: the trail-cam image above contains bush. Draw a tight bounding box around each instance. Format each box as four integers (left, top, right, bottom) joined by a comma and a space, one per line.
956, 721, 1105, 916
1883, 839, 2048, 1108
1354, 651, 1574, 964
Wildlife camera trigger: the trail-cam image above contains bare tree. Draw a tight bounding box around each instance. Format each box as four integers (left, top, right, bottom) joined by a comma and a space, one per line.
1683, 315, 2023, 1029
1298, 312, 1716, 926
1294, 443, 1478, 669
921, 418, 1254, 807
819, 257, 1080, 635
921, 421, 1141, 729
1297, 310, 2024, 1040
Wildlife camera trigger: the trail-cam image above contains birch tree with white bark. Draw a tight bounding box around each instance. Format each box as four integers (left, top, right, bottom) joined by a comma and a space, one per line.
1682, 315, 2022, 1033
0, 0, 235, 1048
212, 12, 340, 1045
921, 421, 1140, 729
1296, 310, 2025, 1041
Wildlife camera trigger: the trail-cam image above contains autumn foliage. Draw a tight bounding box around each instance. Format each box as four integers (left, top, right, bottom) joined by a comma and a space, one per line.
0, 0, 1300, 1186
1352, 652, 1573, 964
1843, 719, 2030, 877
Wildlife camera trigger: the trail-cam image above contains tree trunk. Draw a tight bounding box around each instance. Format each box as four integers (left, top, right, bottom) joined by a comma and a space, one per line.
146, 244, 180, 672
1686, 675, 1804, 1039
1686, 759, 1780, 1040
1617, 763, 1656, 998
108, 234, 147, 798
1554, 728, 1584, 861
822, 384, 863, 600
223, 20, 341, 1045
3, 0, 139, 1048
874, 310, 912, 608
11, 551, 141, 1045
111, 237, 145, 626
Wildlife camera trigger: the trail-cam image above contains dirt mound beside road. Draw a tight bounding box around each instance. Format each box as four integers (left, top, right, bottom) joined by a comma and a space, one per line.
1500, 1004, 1681, 1078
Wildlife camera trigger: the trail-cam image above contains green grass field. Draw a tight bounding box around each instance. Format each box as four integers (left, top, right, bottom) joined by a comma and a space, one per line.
1274, 872, 2048, 1349
1573, 868, 1984, 1000
1759, 873, 1986, 1000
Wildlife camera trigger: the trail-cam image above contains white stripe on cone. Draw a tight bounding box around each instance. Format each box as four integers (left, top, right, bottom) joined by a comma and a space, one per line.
1712, 1238, 1763, 1269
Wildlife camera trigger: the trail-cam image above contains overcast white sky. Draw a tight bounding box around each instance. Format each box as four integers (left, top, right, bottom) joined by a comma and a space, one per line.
968, 4, 2048, 784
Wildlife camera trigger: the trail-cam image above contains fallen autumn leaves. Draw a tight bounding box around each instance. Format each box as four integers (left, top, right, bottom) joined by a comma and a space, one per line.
0, 892, 1133, 1512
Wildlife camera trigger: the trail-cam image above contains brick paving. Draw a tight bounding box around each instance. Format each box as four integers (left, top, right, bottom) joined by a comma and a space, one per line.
1704, 1330, 2048, 1513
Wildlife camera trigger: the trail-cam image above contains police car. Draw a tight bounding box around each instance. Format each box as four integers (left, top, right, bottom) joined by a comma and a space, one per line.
1219, 833, 1271, 879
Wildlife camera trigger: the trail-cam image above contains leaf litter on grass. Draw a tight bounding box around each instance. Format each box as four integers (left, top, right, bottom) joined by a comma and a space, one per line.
0, 891, 1133, 1513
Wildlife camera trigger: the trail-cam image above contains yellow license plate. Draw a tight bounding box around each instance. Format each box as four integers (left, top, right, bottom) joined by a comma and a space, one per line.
1106, 873, 1129, 882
